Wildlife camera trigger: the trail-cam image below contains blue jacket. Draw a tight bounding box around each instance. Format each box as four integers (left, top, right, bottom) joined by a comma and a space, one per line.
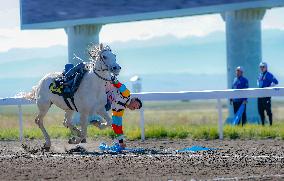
257, 71, 278, 88
232, 76, 249, 102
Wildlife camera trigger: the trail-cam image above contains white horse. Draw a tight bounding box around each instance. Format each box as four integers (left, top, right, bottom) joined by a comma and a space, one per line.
25, 44, 121, 150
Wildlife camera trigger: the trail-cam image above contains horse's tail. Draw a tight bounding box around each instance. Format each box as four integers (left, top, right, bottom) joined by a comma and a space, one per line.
20, 72, 59, 100
21, 85, 39, 100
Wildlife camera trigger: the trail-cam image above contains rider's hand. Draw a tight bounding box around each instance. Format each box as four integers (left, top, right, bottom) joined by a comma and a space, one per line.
111, 76, 118, 84
243, 100, 247, 104
119, 142, 126, 148
118, 139, 126, 148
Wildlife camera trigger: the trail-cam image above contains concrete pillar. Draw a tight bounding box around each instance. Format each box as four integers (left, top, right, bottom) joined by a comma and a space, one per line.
222, 9, 266, 123
65, 24, 102, 65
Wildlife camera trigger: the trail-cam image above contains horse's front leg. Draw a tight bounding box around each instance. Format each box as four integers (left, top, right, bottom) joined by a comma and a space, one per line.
63, 111, 87, 144
63, 110, 81, 137
97, 107, 112, 130
67, 112, 88, 144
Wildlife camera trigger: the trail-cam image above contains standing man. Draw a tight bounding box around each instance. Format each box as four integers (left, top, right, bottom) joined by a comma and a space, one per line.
257, 62, 278, 126
230, 66, 249, 126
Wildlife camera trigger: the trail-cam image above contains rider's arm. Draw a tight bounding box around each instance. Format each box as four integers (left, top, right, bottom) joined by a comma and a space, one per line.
271, 74, 278, 86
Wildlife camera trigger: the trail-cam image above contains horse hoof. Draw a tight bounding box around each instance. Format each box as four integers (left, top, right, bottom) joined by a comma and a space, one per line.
81, 138, 87, 143
63, 121, 69, 128
42, 144, 51, 152
68, 137, 80, 144
68, 137, 76, 144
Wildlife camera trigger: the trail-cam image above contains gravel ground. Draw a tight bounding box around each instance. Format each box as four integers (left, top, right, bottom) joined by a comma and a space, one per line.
0, 139, 283, 180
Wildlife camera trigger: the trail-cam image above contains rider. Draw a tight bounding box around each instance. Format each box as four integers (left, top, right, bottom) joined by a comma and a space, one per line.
92, 77, 142, 148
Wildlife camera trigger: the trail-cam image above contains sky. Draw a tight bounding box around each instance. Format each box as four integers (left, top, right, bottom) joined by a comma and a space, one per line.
0, 0, 284, 52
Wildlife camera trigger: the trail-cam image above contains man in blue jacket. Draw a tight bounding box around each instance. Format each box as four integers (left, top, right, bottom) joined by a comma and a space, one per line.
230, 66, 249, 126
257, 62, 278, 126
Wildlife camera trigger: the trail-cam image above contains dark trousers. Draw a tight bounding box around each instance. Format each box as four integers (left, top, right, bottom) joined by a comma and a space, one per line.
233, 102, 247, 126
258, 97, 273, 126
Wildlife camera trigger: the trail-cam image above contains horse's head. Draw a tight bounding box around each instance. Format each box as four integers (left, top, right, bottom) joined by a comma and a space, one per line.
88, 43, 121, 76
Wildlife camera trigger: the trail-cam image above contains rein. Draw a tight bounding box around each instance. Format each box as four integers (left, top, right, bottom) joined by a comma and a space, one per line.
93, 70, 112, 82
93, 67, 108, 72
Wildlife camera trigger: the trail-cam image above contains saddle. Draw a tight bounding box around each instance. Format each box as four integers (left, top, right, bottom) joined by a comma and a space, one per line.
49, 63, 88, 111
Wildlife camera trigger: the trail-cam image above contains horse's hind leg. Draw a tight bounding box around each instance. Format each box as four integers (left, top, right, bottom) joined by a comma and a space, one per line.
35, 102, 51, 150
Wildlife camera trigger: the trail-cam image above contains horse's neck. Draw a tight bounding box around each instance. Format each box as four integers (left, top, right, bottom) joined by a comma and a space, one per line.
93, 61, 111, 78
89, 70, 109, 87
94, 60, 105, 71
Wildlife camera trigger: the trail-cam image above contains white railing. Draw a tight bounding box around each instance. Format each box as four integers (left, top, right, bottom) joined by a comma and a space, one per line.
133, 87, 284, 140
0, 98, 34, 142
1, 87, 284, 141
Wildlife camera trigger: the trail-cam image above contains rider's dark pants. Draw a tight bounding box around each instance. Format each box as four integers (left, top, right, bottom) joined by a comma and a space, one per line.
105, 99, 111, 111
258, 97, 273, 126
233, 101, 247, 126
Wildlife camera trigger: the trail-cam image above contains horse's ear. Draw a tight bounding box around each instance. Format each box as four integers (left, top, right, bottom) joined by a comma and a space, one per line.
99, 43, 104, 50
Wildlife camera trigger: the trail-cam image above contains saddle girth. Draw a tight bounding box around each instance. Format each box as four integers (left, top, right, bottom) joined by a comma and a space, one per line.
63, 97, 78, 112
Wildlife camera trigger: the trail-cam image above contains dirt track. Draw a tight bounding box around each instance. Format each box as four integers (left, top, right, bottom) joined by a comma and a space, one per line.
0, 139, 283, 180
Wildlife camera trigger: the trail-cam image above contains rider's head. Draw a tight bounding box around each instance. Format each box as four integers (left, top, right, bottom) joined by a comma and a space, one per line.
127, 97, 142, 110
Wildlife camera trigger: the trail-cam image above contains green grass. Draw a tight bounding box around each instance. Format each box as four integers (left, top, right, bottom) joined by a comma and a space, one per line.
0, 124, 283, 141
1, 100, 284, 140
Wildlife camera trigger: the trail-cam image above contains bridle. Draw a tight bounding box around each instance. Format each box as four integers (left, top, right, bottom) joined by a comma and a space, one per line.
93, 70, 112, 82
93, 50, 110, 72
90, 49, 113, 82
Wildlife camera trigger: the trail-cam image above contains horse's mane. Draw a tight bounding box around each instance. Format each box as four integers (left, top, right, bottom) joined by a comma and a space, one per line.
86, 43, 112, 71
88, 43, 111, 62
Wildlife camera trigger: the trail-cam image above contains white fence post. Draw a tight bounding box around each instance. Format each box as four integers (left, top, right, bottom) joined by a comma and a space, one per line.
18, 104, 23, 142
217, 99, 223, 140
140, 107, 145, 141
